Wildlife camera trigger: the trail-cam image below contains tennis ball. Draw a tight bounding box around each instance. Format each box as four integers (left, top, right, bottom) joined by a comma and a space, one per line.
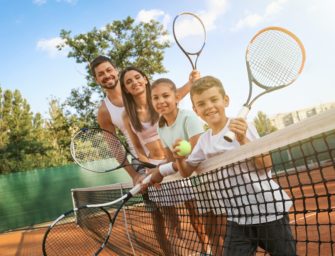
177, 140, 192, 156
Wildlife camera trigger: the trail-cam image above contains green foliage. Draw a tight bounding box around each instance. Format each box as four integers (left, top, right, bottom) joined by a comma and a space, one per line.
0, 88, 77, 173
58, 16, 170, 124
253, 111, 278, 137
0, 16, 169, 173
0, 88, 51, 173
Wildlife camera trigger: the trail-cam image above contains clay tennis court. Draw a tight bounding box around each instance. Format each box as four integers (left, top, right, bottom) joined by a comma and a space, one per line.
1, 164, 334, 256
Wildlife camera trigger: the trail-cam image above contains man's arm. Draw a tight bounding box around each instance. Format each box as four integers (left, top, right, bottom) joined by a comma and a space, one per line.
97, 103, 142, 184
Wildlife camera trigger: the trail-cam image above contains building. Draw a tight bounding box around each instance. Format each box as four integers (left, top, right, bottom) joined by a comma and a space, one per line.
270, 102, 335, 129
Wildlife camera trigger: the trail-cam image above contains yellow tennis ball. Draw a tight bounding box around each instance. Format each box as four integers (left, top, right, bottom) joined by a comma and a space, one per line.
177, 140, 192, 156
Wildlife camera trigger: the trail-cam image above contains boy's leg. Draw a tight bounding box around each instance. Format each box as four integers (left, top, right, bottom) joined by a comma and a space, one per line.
258, 215, 296, 256
223, 221, 258, 256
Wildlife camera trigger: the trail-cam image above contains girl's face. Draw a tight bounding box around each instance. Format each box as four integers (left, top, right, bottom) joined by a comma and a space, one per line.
123, 70, 148, 96
151, 82, 178, 116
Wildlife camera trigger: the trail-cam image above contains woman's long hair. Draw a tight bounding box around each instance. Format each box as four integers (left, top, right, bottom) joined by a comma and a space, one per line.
120, 67, 159, 132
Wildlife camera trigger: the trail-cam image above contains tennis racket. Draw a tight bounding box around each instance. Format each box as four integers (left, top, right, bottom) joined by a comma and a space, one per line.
224, 26, 306, 142
42, 174, 152, 256
172, 12, 206, 69
70, 127, 156, 173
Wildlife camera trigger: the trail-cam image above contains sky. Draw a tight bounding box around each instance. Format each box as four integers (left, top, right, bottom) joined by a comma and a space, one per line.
1, 0, 334, 120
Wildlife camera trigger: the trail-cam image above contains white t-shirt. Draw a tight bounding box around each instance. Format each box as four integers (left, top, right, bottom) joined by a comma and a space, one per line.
187, 120, 292, 225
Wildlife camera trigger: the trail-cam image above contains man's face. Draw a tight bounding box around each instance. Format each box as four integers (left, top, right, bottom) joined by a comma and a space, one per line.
94, 61, 119, 90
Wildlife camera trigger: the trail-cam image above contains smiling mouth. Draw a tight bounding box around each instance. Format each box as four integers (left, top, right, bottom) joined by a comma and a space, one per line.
206, 111, 217, 116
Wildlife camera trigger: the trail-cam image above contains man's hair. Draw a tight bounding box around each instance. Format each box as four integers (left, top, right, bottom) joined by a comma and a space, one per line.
190, 76, 226, 104
90, 56, 116, 77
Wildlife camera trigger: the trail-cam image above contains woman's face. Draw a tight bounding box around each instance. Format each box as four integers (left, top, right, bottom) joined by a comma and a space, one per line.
123, 70, 148, 96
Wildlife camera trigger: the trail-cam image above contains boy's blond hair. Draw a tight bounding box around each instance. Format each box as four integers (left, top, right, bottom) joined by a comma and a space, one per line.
190, 76, 226, 104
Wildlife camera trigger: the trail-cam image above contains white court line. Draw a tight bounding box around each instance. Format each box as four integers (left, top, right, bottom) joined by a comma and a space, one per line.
290, 207, 335, 224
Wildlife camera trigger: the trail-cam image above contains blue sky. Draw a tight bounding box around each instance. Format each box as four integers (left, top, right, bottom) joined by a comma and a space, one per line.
1, 0, 334, 119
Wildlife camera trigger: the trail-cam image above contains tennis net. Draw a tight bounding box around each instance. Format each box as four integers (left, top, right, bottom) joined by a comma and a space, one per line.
72, 108, 335, 256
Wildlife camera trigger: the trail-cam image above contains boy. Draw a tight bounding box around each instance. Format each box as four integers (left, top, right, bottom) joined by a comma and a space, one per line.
170, 76, 295, 256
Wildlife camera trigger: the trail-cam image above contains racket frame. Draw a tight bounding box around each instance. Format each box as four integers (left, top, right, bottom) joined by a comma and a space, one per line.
42, 175, 152, 256
71, 128, 156, 173
224, 26, 306, 142
172, 12, 206, 69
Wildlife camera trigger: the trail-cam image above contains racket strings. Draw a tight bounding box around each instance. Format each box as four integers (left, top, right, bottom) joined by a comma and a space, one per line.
72, 129, 127, 172
248, 29, 304, 88
173, 14, 206, 54
44, 207, 111, 255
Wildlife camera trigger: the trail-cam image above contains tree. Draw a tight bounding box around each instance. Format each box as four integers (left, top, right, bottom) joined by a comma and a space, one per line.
45, 99, 78, 166
253, 111, 277, 137
58, 16, 170, 124
0, 89, 51, 173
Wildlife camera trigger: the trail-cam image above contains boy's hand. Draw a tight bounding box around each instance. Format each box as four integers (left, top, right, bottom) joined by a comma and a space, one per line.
228, 118, 250, 145
189, 70, 200, 84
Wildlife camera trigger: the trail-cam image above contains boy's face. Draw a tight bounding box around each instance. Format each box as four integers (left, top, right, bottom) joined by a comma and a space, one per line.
192, 86, 229, 128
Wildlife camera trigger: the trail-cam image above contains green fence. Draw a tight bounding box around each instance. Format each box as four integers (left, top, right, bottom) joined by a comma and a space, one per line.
271, 131, 335, 172
0, 164, 130, 232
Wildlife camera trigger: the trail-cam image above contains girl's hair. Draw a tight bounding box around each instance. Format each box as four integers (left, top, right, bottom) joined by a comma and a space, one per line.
190, 76, 226, 104
151, 78, 178, 128
120, 67, 159, 132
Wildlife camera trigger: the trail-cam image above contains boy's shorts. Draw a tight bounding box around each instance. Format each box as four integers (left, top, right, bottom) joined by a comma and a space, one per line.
223, 214, 296, 256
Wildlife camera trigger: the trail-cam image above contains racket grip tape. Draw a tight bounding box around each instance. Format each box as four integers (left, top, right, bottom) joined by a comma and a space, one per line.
223, 106, 250, 142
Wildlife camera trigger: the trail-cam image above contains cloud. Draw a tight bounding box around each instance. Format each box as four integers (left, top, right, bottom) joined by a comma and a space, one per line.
199, 0, 229, 31
135, 0, 228, 43
231, 0, 288, 31
56, 0, 78, 4
36, 37, 68, 57
136, 9, 172, 43
33, 0, 77, 5
33, 0, 47, 5
136, 9, 171, 29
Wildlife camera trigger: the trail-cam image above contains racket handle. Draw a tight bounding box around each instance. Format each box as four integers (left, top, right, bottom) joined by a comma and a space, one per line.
129, 174, 152, 196
223, 106, 250, 142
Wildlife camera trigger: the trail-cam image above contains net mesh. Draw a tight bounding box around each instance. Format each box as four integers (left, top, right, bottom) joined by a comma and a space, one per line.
71, 109, 335, 256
